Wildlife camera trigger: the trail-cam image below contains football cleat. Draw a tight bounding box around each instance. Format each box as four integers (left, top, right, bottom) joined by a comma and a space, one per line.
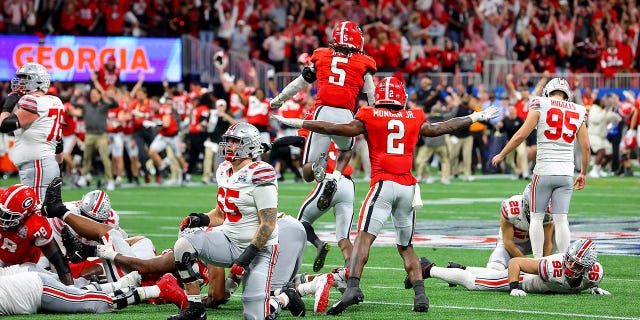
314, 273, 335, 313
312, 153, 328, 183
331, 267, 349, 294
167, 301, 206, 320
316, 179, 336, 211
281, 282, 306, 317
325, 286, 364, 315
313, 242, 331, 272
42, 177, 68, 218
404, 257, 434, 289
412, 293, 429, 312
156, 273, 188, 310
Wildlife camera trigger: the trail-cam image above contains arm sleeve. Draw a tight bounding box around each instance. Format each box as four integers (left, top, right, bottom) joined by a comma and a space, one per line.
275, 75, 310, 102
0, 113, 20, 133
363, 72, 375, 106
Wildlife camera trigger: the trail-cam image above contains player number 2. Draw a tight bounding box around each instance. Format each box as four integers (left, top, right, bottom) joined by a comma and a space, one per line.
47, 108, 65, 142
544, 109, 579, 143
328, 57, 348, 86
387, 119, 405, 154
217, 187, 242, 222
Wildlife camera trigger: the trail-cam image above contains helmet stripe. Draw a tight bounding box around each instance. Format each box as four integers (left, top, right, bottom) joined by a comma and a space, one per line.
4, 185, 29, 208
92, 191, 105, 215
340, 22, 347, 45
575, 239, 593, 260
385, 78, 391, 101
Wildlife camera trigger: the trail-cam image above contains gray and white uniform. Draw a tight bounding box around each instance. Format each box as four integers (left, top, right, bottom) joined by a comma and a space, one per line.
270, 213, 306, 292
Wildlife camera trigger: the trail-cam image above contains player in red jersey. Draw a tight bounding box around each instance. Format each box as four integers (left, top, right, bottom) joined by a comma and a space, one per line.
270, 21, 377, 207
274, 77, 500, 314
147, 99, 187, 184
0, 184, 73, 285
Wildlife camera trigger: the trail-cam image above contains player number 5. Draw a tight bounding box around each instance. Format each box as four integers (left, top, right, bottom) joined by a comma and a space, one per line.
328, 57, 348, 87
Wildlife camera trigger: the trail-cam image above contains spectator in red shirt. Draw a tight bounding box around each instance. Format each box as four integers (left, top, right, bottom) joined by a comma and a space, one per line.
75, 0, 100, 34
441, 38, 458, 73
58, 1, 77, 34
600, 38, 624, 78
92, 55, 120, 92
102, 0, 127, 36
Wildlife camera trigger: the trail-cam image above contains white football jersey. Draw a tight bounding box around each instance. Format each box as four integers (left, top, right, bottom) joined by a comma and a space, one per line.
499, 195, 553, 244
0, 272, 41, 315
217, 160, 278, 249
529, 97, 587, 176
523, 254, 603, 293
9, 94, 65, 166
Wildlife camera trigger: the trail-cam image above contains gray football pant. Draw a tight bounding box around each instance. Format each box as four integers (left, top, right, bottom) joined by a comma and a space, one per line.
40, 271, 115, 313
530, 175, 574, 214
270, 216, 306, 292
179, 228, 277, 320
18, 157, 60, 202
298, 177, 355, 242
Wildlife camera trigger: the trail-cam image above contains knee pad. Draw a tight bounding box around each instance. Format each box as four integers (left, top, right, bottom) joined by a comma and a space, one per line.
173, 237, 200, 284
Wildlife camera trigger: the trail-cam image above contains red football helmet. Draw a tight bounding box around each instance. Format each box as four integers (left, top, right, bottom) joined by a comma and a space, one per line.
619, 102, 634, 118
331, 21, 364, 51
374, 77, 407, 107
297, 53, 312, 67
0, 184, 38, 230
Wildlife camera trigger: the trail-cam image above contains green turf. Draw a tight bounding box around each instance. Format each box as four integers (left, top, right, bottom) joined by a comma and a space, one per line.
2, 175, 640, 319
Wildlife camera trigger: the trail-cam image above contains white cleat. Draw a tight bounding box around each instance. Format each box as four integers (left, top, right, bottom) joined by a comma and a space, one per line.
314, 273, 335, 313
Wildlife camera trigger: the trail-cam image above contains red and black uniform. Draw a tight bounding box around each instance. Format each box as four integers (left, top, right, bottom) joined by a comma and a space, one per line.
0, 212, 54, 266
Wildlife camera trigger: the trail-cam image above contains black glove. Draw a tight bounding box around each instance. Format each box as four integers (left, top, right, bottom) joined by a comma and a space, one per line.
55, 139, 63, 154
230, 244, 259, 277
41, 177, 69, 218
180, 213, 210, 231
2, 92, 21, 114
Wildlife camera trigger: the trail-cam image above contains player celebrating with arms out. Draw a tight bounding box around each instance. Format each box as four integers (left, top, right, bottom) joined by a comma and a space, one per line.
274, 77, 500, 315
492, 78, 590, 258
270, 20, 377, 209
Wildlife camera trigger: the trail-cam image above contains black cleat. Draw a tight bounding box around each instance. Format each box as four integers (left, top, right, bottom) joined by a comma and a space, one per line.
312, 153, 328, 182
313, 242, 331, 272
316, 179, 336, 211
325, 286, 364, 315
167, 301, 206, 320
42, 177, 68, 218
282, 282, 306, 316
404, 257, 434, 289
61, 226, 96, 263
412, 292, 429, 312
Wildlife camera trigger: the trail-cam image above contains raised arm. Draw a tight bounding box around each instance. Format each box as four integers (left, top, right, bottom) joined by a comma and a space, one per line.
274, 114, 366, 137
421, 105, 499, 136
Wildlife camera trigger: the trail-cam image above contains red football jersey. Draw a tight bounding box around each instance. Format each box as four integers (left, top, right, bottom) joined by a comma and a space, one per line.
62, 102, 77, 137
97, 67, 120, 90
0, 213, 53, 266
107, 105, 124, 133
172, 93, 192, 121
355, 106, 426, 186
311, 47, 376, 112
189, 105, 211, 134
246, 97, 271, 127
156, 104, 178, 136
128, 99, 153, 130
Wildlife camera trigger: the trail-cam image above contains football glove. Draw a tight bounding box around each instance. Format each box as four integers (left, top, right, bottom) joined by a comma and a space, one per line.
590, 287, 611, 295
97, 238, 118, 261
271, 115, 303, 128
510, 288, 527, 297
270, 96, 286, 109
230, 244, 259, 277
469, 106, 501, 122
179, 213, 210, 231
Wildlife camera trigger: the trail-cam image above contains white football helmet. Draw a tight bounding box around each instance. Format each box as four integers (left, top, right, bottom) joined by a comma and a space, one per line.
543, 77, 572, 102
79, 190, 111, 223
564, 239, 598, 279
11, 62, 51, 93
220, 122, 264, 161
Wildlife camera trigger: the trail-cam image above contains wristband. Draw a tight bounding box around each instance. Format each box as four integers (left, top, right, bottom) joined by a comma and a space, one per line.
509, 281, 521, 291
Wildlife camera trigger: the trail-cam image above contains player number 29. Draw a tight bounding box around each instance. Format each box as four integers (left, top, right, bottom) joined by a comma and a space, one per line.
328, 57, 348, 86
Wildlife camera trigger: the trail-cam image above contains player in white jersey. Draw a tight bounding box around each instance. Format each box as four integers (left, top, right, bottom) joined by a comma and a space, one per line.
0, 262, 192, 315
170, 122, 304, 320
0, 63, 64, 202
418, 239, 609, 296
492, 78, 590, 258
488, 183, 554, 270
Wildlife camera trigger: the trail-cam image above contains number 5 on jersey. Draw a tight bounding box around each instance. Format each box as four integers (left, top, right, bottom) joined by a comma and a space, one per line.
328, 57, 348, 86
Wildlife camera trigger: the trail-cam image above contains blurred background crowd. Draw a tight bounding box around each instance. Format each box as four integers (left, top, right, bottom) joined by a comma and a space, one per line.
0, 0, 639, 188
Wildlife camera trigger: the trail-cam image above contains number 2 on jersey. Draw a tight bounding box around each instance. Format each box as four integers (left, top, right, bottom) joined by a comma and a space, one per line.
544, 109, 579, 143
387, 119, 405, 154
217, 187, 242, 222
328, 57, 348, 86
47, 108, 64, 141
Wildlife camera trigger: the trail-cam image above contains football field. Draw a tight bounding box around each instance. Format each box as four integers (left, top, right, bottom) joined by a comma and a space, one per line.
5, 175, 640, 319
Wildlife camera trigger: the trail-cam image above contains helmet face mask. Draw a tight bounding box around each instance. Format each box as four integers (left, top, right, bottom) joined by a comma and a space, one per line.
79, 190, 111, 223
219, 123, 263, 162
564, 239, 597, 279
11, 63, 51, 93
0, 184, 37, 230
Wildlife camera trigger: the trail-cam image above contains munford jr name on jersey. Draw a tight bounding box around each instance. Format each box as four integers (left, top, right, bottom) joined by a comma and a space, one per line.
372, 109, 417, 118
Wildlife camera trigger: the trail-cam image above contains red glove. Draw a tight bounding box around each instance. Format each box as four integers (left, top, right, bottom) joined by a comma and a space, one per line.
230, 264, 245, 277
180, 213, 210, 231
